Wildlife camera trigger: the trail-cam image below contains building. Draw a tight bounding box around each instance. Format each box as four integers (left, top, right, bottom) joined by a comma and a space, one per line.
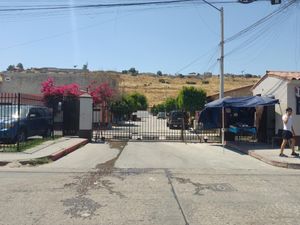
252, 71, 300, 134
207, 84, 254, 102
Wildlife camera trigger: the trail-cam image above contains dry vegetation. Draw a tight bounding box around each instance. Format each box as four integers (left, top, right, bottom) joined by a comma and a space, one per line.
117, 74, 259, 106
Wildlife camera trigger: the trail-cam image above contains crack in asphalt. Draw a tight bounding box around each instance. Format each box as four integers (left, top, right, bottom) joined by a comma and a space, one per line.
165, 169, 190, 225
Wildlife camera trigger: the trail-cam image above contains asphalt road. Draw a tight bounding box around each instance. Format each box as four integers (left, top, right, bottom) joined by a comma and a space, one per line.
1, 141, 300, 225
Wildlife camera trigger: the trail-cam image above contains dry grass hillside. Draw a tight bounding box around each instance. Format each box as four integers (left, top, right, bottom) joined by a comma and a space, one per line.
118, 74, 259, 106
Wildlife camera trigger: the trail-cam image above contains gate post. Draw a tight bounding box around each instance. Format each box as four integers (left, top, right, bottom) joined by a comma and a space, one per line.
78, 93, 93, 141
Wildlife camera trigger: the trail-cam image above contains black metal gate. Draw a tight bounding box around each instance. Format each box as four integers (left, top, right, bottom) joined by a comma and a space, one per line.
63, 98, 79, 136
93, 107, 220, 143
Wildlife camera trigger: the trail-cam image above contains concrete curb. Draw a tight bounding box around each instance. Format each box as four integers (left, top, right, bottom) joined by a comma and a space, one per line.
0, 139, 89, 166
226, 142, 300, 170
49, 139, 89, 161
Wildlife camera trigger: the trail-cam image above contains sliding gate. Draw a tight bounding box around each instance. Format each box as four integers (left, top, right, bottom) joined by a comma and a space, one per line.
93, 108, 220, 142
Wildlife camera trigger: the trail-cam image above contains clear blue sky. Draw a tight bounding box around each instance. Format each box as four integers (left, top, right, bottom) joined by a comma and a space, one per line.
0, 0, 299, 75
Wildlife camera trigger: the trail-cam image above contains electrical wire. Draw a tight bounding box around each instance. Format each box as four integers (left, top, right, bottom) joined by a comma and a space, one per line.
225, 0, 297, 44
225, 2, 295, 58
175, 45, 219, 73
0, 0, 238, 12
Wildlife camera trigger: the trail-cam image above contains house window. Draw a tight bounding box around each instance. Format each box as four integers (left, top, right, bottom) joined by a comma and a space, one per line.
296, 97, 300, 115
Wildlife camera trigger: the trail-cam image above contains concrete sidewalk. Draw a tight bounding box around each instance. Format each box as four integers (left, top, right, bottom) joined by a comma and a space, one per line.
227, 141, 300, 169
0, 137, 88, 166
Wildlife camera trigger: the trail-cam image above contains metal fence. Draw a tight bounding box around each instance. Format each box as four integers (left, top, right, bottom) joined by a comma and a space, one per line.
0, 93, 55, 152
93, 106, 221, 143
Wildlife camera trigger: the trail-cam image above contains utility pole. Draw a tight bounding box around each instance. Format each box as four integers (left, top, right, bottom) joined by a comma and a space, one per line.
219, 7, 224, 99
202, 1, 224, 99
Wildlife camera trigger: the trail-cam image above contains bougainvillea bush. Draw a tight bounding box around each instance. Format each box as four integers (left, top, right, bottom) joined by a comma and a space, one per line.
87, 81, 115, 105
41, 77, 81, 109
41, 78, 115, 108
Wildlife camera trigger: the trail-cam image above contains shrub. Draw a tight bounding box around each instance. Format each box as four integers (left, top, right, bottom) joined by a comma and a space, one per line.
186, 81, 196, 85
159, 79, 166, 83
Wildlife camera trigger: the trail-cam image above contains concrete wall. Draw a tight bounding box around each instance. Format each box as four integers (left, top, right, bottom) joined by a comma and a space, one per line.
287, 81, 300, 134
0, 70, 119, 95
252, 76, 288, 133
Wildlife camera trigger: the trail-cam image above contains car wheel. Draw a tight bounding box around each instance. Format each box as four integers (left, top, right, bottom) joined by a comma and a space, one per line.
17, 129, 27, 143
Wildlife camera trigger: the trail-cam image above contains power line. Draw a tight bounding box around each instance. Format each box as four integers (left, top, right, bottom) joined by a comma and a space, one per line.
225, 0, 297, 43
0, 0, 238, 12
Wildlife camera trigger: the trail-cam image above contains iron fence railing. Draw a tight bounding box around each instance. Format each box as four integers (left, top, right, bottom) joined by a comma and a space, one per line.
92, 107, 221, 143
0, 93, 55, 152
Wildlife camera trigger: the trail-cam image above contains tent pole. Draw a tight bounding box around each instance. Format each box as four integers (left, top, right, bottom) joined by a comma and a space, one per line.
222, 107, 225, 146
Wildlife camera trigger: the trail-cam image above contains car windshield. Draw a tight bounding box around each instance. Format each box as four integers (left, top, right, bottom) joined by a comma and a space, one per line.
172, 112, 183, 118
0, 105, 29, 119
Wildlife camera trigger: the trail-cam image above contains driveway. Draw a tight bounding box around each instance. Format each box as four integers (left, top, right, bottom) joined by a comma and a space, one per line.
1, 141, 300, 225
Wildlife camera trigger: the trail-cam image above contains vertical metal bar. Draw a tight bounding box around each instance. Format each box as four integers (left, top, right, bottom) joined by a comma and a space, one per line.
17, 93, 21, 151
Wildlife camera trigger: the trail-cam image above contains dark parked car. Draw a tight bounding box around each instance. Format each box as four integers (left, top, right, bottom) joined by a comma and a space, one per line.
0, 105, 52, 143
167, 110, 189, 129
157, 112, 167, 119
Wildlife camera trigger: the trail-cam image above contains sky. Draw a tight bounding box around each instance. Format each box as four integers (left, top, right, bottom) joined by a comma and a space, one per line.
0, 0, 299, 76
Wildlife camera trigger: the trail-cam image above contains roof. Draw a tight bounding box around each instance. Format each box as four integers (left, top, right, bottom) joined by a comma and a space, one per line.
207, 84, 253, 98
205, 96, 279, 108
252, 71, 300, 90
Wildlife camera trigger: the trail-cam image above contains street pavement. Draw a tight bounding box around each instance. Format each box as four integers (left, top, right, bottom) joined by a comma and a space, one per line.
1, 141, 300, 225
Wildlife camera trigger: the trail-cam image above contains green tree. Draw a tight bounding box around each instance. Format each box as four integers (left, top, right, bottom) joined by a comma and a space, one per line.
82, 63, 88, 71
164, 97, 178, 112
110, 96, 132, 118
129, 67, 138, 76
128, 92, 148, 110
157, 70, 163, 76
16, 63, 24, 71
6, 65, 15, 71
177, 86, 206, 115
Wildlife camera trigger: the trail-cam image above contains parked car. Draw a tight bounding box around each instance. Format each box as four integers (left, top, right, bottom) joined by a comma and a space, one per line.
167, 110, 189, 129
157, 112, 167, 119
0, 105, 53, 143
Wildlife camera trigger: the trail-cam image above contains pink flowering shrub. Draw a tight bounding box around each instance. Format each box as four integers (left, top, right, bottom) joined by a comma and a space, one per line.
41, 78, 115, 108
88, 81, 115, 105
41, 78, 81, 109
41, 78, 81, 98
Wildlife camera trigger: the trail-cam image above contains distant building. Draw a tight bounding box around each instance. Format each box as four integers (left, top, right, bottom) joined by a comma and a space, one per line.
252, 70, 300, 134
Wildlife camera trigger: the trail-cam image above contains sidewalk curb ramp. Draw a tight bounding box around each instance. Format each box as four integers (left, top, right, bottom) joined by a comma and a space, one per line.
0, 139, 89, 166
226, 142, 300, 170
49, 139, 89, 161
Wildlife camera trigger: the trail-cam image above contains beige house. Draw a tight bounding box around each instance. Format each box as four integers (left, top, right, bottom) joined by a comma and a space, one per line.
207, 84, 253, 101
252, 71, 300, 134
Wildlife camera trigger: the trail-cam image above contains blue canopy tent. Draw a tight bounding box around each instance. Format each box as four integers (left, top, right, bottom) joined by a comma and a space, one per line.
201, 96, 280, 144
205, 96, 279, 108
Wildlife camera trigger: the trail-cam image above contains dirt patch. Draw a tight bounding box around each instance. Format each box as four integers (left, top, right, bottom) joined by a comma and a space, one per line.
62, 196, 103, 219
62, 141, 128, 218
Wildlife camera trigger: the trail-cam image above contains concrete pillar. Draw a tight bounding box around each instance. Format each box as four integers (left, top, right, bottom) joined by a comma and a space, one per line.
78, 93, 93, 140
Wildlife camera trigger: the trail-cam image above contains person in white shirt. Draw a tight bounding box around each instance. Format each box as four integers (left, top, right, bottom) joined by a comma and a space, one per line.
280, 107, 299, 157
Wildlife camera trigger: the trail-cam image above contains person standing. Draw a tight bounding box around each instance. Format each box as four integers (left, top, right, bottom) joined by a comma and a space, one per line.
280, 107, 299, 157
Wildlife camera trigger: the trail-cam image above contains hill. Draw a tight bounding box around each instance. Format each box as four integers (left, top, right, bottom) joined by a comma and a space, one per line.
118, 74, 260, 106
